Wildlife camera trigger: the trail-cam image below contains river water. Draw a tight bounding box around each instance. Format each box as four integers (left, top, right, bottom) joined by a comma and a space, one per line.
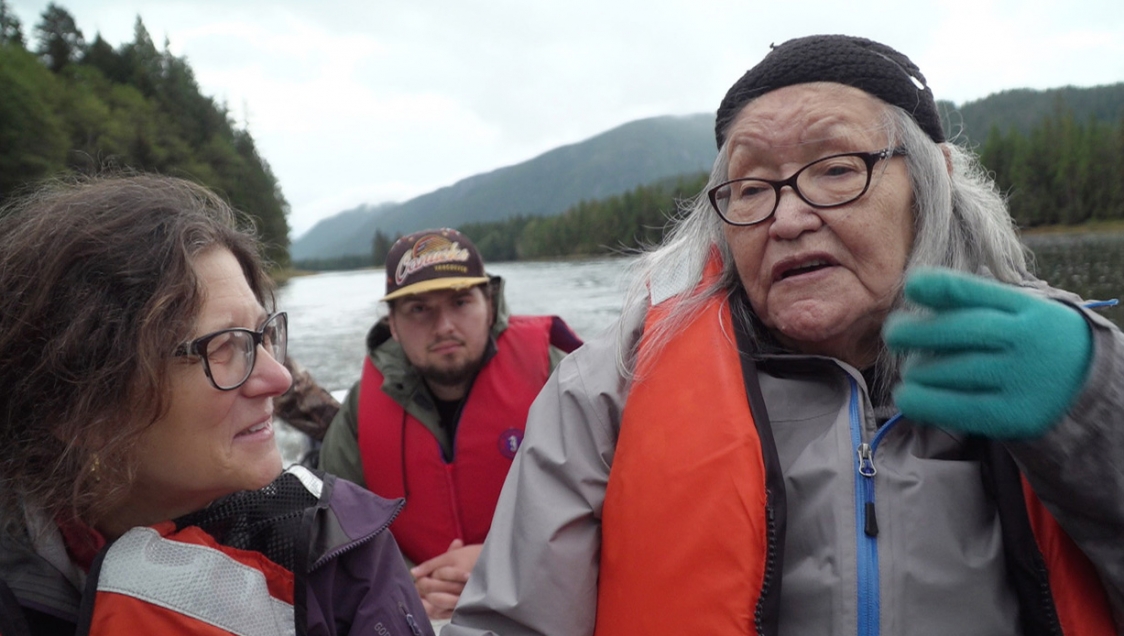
277, 256, 632, 395
273, 232, 1124, 460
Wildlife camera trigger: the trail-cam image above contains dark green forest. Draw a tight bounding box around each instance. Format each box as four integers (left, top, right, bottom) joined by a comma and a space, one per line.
979, 105, 1124, 227
351, 174, 710, 269
0, 1, 291, 266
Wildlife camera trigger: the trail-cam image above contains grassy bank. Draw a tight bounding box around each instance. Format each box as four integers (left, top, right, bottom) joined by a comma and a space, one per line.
1020, 220, 1124, 236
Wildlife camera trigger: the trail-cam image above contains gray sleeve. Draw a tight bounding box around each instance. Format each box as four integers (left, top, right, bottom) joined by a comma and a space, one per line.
317, 380, 367, 488
1006, 308, 1124, 624
444, 321, 631, 636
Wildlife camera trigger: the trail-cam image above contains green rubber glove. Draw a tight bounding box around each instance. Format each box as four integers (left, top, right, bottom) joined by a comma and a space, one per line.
883, 268, 1092, 439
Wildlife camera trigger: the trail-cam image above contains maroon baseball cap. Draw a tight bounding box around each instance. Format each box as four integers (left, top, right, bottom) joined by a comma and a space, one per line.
381, 228, 489, 301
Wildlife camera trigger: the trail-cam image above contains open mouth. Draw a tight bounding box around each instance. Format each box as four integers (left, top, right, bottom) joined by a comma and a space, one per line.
777, 258, 834, 280
237, 419, 272, 438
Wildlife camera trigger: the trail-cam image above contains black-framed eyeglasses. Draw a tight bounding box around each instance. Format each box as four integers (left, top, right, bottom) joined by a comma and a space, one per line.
174, 312, 288, 391
707, 148, 904, 226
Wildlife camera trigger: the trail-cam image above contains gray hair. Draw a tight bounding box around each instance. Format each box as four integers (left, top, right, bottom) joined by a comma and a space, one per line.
619, 101, 1032, 388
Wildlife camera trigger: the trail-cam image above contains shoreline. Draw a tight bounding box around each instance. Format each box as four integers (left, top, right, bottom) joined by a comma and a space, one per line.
1019, 220, 1124, 237
275, 222, 1124, 282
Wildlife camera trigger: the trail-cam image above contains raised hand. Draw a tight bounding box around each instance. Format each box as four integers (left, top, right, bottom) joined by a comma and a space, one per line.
884, 268, 1092, 439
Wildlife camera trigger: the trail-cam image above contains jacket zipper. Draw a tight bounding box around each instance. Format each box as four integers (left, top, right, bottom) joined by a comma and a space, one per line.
399, 600, 423, 636
753, 502, 779, 636
849, 376, 905, 636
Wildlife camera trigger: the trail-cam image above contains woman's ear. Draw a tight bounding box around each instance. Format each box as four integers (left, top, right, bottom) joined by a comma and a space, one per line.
940, 143, 953, 177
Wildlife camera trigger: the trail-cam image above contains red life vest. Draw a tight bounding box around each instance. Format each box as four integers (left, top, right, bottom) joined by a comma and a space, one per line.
597, 285, 1116, 635
358, 315, 571, 564
81, 522, 295, 635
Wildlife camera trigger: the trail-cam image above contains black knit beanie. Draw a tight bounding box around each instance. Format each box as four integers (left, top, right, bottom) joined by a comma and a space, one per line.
715, 35, 945, 149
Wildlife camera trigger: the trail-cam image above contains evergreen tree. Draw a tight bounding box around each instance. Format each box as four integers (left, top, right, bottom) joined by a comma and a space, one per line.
34, 3, 83, 72
372, 229, 393, 265
82, 34, 128, 84
120, 17, 160, 97
0, 45, 68, 199
0, 0, 24, 47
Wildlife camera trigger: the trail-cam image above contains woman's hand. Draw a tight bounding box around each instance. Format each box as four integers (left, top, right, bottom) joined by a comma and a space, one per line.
884, 268, 1092, 439
410, 539, 483, 620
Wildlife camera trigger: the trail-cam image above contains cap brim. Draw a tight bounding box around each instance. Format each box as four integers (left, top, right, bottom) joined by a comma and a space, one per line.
381, 276, 491, 302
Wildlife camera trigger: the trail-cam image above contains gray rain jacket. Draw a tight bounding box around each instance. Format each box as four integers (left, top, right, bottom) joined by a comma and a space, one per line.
445, 286, 1124, 636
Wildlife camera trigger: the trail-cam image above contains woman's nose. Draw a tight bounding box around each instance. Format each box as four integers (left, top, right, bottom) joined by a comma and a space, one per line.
768, 188, 823, 240
245, 344, 293, 396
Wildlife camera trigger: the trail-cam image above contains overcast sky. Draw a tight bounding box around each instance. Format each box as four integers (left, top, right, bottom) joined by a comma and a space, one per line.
9, 0, 1124, 239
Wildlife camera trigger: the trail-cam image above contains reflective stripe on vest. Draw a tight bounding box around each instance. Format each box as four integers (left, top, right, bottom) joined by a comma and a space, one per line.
597, 291, 769, 636
89, 525, 295, 636
358, 315, 556, 564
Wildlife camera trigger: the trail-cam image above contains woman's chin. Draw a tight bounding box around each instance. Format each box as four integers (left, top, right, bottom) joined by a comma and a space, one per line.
239, 448, 284, 492
769, 313, 882, 367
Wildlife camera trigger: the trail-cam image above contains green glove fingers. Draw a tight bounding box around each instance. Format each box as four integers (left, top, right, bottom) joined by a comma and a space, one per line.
884, 306, 1012, 353
899, 350, 1008, 393
884, 268, 1093, 439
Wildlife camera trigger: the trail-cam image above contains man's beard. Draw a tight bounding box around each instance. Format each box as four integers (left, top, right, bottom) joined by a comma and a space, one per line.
416, 356, 484, 391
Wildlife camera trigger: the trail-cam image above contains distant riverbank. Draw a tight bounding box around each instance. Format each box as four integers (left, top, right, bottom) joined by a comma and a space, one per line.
1020, 220, 1124, 237
272, 220, 1124, 286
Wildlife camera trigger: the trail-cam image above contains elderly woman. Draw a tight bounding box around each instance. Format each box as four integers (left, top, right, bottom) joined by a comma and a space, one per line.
0, 176, 431, 636
445, 36, 1124, 636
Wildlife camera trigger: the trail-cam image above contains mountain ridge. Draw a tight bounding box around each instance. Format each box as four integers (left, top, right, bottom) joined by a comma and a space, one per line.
292, 82, 1124, 264
291, 113, 715, 260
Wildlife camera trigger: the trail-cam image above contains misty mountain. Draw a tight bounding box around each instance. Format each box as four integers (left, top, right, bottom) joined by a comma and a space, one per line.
293, 82, 1124, 264
291, 114, 716, 261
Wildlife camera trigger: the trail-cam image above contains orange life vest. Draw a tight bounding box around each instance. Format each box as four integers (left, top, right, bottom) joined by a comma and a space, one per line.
1022, 483, 1116, 634
597, 286, 1116, 635
597, 290, 774, 635
358, 315, 572, 564
81, 522, 295, 635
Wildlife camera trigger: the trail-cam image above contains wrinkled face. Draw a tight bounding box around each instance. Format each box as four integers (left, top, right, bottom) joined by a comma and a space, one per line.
722, 83, 914, 368
388, 286, 494, 398
124, 248, 292, 527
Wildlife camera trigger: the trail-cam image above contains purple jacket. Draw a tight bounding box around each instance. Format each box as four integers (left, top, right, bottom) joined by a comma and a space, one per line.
303, 470, 433, 636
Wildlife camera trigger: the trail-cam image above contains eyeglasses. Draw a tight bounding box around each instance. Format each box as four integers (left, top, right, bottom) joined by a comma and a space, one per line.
707, 148, 903, 226
174, 312, 288, 391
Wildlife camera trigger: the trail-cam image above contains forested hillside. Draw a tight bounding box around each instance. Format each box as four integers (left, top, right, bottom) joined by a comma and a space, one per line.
0, 1, 291, 265
455, 86, 1124, 263
978, 104, 1124, 227
941, 84, 1124, 141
